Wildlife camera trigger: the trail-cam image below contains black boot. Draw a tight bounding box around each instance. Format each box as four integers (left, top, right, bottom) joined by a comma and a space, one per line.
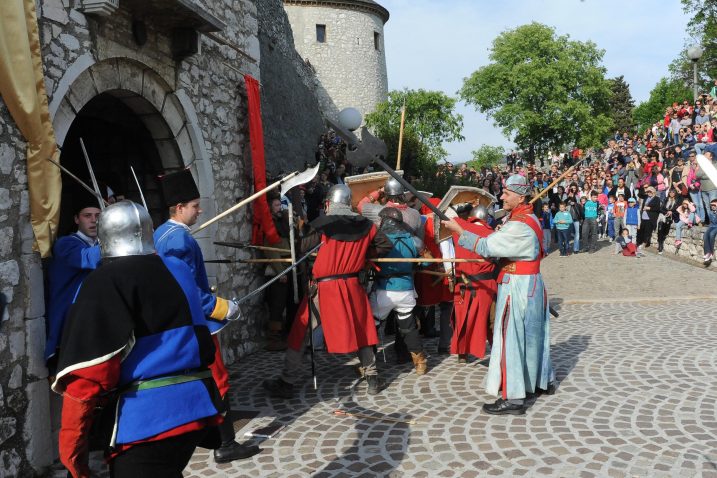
213, 398, 261, 463
263, 377, 294, 399
365, 375, 384, 395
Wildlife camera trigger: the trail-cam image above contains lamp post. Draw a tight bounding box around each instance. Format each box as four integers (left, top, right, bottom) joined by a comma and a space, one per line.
687, 45, 705, 103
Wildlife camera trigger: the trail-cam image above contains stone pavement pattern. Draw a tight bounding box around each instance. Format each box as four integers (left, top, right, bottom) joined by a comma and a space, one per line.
182, 246, 717, 477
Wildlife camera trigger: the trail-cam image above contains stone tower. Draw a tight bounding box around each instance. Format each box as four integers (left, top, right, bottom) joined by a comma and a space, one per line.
283, 0, 390, 119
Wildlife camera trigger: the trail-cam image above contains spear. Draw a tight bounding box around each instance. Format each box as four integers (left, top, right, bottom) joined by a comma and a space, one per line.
234, 258, 486, 264
396, 97, 407, 170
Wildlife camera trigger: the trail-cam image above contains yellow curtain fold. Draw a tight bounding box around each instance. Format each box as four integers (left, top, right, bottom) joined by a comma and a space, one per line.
0, 0, 62, 257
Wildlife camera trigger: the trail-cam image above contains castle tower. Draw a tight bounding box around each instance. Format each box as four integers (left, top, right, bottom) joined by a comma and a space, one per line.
283, 0, 390, 119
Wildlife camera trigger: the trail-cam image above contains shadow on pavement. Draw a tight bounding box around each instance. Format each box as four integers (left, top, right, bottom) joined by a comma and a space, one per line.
551, 334, 590, 382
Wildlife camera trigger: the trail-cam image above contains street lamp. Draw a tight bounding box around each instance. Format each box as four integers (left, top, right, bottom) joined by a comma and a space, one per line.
687, 44, 704, 103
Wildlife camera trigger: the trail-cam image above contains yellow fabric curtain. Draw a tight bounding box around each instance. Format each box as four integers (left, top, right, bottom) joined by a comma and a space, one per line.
0, 0, 62, 257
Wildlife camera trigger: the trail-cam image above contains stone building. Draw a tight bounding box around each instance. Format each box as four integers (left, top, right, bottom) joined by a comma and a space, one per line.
283, 0, 390, 119
0, 0, 326, 475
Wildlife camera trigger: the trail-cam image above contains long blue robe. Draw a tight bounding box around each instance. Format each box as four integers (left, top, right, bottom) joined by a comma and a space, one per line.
458, 217, 554, 400
153, 220, 227, 334
45, 233, 101, 363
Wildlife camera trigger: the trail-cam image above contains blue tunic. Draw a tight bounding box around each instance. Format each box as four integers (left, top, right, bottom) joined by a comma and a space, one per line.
458, 216, 554, 400
153, 220, 227, 333
376, 231, 418, 291
45, 233, 101, 363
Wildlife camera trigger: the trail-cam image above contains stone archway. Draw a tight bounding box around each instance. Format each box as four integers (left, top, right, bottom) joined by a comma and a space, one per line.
48, 56, 216, 229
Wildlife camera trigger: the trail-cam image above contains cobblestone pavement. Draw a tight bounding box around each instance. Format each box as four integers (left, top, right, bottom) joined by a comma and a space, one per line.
73, 246, 717, 477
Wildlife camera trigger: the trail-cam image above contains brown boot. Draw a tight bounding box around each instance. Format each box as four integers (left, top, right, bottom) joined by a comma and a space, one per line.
265, 322, 287, 352
411, 351, 428, 375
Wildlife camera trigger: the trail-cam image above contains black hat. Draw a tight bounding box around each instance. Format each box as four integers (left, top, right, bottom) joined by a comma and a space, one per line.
158, 169, 200, 207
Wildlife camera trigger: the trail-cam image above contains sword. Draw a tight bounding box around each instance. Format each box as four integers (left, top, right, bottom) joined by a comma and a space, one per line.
130, 166, 148, 211
46, 157, 109, 207
235, 242, 322, 306
79, 138, 105, 211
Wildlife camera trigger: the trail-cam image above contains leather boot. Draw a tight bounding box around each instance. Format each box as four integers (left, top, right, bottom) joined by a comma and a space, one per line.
410, 351, 428, 375
365, 375, 384, 395
265, 322, 286, 352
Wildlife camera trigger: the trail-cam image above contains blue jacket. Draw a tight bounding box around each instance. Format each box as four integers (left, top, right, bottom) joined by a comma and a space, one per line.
376, 231, 418, 291
625, 205, 640, 226
584, 200, 598, 219
154, 221, 226, 333
45, 233, 101, 363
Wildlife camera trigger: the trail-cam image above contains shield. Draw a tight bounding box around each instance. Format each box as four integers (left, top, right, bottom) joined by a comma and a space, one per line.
344, 170, 403, 210
433, 186, 497, 243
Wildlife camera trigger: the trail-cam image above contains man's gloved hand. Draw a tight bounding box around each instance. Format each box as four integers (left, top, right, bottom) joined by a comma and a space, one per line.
225, 298, 242, 321
59, 394, 96, 478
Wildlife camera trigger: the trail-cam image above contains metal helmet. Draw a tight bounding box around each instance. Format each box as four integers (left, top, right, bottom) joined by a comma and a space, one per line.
97, 200, 156, 259
469, 205, 492, 222
326, 184, 352, 206
384, 178, 405, 197
379, 206, 403, 223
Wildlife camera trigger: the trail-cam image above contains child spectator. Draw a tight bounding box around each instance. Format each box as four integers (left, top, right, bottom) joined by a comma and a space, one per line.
625, 197, 639, 239
581, 191, 599, 253
616, 228, 637, 256
674, 198, 700, 250
614, 193, 627, 237
540, 203, 552, 253
554, 202, 573, 257
703, 199, 717, 262
606, 195, 616, 241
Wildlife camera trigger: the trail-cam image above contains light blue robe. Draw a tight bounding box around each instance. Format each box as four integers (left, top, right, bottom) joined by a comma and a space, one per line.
458, 217, 554, 399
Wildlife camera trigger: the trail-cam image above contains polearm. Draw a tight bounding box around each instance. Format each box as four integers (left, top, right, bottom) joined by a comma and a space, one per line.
46, 157, 110, 207
327, 119, 450, 221
396, 99, 407, 170
529, 158, 586, 205
193, 164, 320, 235
214, 242, 291, 254
235, 257, 486, 264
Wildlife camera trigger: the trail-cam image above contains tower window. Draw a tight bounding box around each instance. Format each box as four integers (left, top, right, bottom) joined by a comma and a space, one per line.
316, 24, 326, 43
374, 31, 380, 50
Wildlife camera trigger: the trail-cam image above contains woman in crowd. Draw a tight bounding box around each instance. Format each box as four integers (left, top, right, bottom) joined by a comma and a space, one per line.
674, 198, 700, 251
657, 189, 680, 254
636, 186, 660, 256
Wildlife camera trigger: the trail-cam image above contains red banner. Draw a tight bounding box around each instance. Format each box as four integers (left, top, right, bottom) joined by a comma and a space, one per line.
245, 75, 280, 245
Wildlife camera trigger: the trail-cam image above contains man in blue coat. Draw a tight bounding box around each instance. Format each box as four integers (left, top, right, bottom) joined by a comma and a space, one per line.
45, 198, 102, 373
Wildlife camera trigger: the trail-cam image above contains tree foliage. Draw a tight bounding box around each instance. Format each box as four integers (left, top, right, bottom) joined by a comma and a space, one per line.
607, 76, 635, 133
670, 0, 717, 86
365, 89, 464, 175
633, 77, 693, 132
468, 145, 505, 170
459, 22, 613, 163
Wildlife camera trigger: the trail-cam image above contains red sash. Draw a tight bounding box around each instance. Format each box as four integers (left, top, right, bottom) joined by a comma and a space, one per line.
497, 205, 543, 281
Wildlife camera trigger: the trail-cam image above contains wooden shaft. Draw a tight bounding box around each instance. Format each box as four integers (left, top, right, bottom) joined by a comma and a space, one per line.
529, 160, 583, 205
237, 257, 485, 264
396, 103, 407, 170
192, 171, 299, 235
214, 242, 291, 254
416, 270, 449, 277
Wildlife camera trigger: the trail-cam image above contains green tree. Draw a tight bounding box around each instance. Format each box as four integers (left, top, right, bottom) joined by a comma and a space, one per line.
633, 77, 693, 132
669, 0, 717, 87
468, 145, 505, 170
459, 22, 613, 166
607, 76, 635, 133
365, 89, 464, 176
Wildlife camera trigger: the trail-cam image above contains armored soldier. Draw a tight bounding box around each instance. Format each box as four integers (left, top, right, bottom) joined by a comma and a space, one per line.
357, 177, 423, 239
263, 185, 392, 397
53, 201, 224, 477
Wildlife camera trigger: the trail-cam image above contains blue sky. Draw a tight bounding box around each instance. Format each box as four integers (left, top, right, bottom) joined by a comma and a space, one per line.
380, 0, 693, 162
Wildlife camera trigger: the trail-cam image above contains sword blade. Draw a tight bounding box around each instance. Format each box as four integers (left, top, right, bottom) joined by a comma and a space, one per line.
79, 138, 105, 211
130, 166, 148, 211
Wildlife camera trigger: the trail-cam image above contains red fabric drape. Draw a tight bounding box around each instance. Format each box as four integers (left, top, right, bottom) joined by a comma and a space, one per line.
245, 75, 280, 245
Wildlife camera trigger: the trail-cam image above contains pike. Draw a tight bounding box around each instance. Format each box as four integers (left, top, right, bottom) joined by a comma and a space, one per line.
130, 166, 148, 211
396, 98, 407, 170
326, 119, 450, 221
237, 257, 486, 264
192, 164, 321, 235
281, 164, 320, 304
214, 242, 291, 254
234, 242, 322, 306
46, 157, 109, 208
79, 138, 105, 211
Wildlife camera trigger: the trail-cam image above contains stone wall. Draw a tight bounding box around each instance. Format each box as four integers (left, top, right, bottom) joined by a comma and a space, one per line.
283, 2, 389, 119
652, 224, 717, 268
253, 0, 326, 175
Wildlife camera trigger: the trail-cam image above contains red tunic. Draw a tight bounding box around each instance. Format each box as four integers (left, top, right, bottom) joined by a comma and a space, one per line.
287, 226, 379, 353
451, 218, 497, 358
415, 213, 453, 306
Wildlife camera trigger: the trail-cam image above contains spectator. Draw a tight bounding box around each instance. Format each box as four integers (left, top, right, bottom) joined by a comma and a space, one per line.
554, 202, 573, 257
581, 191, 599, 254
616, 228, 637, 256
567, 194, 582, 254
625, 197, 640, 239
703, 198, 717, 262
636, 186, 660, 256
686, 152, 705, 221
696, 151, 717, 223
657, 189, 679, 254
540, 203, 552, 253
674, 198, 699, 251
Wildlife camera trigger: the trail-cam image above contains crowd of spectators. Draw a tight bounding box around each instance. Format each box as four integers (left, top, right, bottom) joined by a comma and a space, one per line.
290, 101, 717, 265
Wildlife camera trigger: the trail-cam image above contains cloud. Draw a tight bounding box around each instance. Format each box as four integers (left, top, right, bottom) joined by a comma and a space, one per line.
380, 0, 691, 162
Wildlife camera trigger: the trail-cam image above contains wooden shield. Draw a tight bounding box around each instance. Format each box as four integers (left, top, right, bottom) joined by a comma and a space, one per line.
433, 186, 497, 243
344, 170, 403, 209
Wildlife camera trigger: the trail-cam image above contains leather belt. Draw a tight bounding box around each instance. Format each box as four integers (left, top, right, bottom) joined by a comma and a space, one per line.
315, 272, 360, 283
